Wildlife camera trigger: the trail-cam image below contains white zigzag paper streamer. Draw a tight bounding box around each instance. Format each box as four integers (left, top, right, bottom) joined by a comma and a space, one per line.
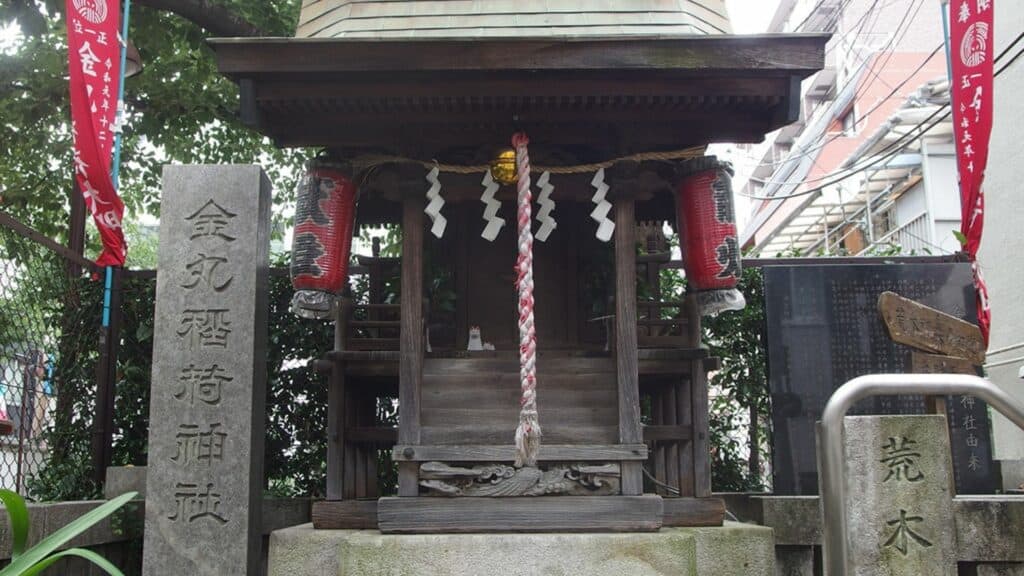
590, 168, 615, 242
424, 166, 447, 238
480, 171, 505, 241
535, 171, 557, 242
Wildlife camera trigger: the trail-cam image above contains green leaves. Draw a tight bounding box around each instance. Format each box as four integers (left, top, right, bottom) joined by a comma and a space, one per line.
703, 266, 770, 492
0, 491, 137, 576
952, 230, 968, 248
1, 0, 309, 250
19, 548, 123, 576
0, 490, 30, 560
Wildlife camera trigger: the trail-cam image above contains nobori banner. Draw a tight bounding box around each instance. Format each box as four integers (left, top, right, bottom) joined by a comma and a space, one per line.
66, 0, 127, 266
950, 0, 993, 343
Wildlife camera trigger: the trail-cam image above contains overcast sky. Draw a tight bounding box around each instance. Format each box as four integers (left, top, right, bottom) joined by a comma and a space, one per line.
726, 0, 781, 33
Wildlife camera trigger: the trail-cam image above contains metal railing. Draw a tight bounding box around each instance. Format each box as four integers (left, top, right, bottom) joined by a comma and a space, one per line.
818, 374, 1024, 576
867, 211, 934, 255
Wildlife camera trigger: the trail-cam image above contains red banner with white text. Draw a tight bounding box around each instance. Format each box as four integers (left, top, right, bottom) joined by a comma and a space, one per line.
950, 0, 993, 344
66, 0, 126, 267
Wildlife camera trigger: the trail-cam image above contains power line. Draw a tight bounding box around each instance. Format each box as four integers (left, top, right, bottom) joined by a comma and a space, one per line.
791, 0, 854, 33
738, 0, 926, 175
739, 30, 1024, 202
741, 107, 944, 201
745, 42, 943, 178
750, 16, 1024, 187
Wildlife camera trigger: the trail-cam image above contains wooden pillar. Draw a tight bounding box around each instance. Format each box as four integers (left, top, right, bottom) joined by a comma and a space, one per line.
368, 238, 383, 338
690, 355, 711, 497
326, 299, 349, 500
398, 197, 424, 496
614, 198, 643, 495
91, 266, 122, 487
566, 211, 579, 345
67, 180, 86, 279
685, 294, 710, 497
342, 361, 358, 500
454, 205, 470, 349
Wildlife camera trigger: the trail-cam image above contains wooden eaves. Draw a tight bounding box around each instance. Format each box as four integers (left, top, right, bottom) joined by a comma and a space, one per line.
209, 34, 829, 160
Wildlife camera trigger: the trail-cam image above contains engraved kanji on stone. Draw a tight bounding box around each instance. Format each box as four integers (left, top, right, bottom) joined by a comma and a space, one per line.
880, 436, 924, 483
186, 199, 237, 241
175, 364, 230, 406
169, 483, 228, 525
182, 253, 233, 292
177, 309, 232, 349
968, 452, 982, 471
883, 509, 933, 556
172, 423, 227, 467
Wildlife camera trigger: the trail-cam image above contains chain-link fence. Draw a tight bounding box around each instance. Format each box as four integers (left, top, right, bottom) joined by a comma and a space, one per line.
0, 208, 341, 499
0, 212, 96, 497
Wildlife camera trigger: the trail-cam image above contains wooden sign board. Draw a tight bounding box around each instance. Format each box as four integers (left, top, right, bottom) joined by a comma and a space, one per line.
878, 291, 985, 365
911, 352, 978, 375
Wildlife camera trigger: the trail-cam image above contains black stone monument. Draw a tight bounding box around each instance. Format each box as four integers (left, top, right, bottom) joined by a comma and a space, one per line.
764, 262, 995, 495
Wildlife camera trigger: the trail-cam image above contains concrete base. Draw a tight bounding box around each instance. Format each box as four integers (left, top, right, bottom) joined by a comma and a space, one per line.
999, 459, 1024, 492
267, 522, 774, 576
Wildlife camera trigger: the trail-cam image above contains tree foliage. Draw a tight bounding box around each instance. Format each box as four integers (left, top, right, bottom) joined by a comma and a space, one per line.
661, 255, 770, 492
703, 267, 769, 492
25, 271, 346, 501
1, 0, 309, 247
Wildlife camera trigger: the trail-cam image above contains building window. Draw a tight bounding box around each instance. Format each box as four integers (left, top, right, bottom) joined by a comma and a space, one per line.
873, 207, 895, 239
841, 105, 858, 136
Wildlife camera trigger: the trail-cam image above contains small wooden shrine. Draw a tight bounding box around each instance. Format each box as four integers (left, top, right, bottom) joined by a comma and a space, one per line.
212, 1, 826, 533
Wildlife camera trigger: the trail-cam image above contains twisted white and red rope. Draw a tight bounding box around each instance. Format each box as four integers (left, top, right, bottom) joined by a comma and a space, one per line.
512, 132, 541, 468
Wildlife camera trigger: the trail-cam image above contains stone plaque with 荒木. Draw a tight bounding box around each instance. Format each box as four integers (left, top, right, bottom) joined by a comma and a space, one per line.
142, 166, 271, 576
764, 263, 995, 496
878, 291, 985, 365
844, 415, 956, 576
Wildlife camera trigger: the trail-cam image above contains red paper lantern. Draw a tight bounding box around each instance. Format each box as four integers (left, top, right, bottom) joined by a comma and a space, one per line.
290, 160, 358, 319
676, 158, 746, 316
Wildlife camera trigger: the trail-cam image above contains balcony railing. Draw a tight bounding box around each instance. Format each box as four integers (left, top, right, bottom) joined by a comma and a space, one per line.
867, 211, 933, 255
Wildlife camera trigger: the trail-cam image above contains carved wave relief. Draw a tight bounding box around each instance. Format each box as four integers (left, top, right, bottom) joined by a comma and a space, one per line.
418, 462, 620, 497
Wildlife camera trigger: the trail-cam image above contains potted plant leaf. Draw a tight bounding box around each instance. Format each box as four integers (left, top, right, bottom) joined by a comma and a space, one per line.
0, 490, 136, 576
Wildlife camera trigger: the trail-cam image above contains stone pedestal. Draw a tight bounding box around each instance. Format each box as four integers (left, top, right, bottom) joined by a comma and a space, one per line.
978, 565, 1024, 576
267, 523, 774, 576
844, 416, 957, 576
774, 546, 814, 576
104, 465, 147, 499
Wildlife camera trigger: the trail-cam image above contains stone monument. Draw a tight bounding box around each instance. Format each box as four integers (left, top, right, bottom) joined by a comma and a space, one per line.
844, 415, 956, 576
142, 165, 271, 576
764, 263, 995, 495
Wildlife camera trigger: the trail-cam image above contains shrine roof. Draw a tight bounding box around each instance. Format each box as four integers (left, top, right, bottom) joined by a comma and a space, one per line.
295, 0, 732, 39
210, 34, 829, 158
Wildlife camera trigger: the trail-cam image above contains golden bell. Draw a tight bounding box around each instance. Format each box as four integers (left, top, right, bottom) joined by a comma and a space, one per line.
490, 148, 518, 185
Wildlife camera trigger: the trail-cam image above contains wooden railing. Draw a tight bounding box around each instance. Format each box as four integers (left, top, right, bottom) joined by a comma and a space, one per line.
636, 251, 700, 349
348, 303, 400, 351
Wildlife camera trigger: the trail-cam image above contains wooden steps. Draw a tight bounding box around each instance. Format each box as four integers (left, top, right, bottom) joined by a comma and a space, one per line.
419, 357, 618, 445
